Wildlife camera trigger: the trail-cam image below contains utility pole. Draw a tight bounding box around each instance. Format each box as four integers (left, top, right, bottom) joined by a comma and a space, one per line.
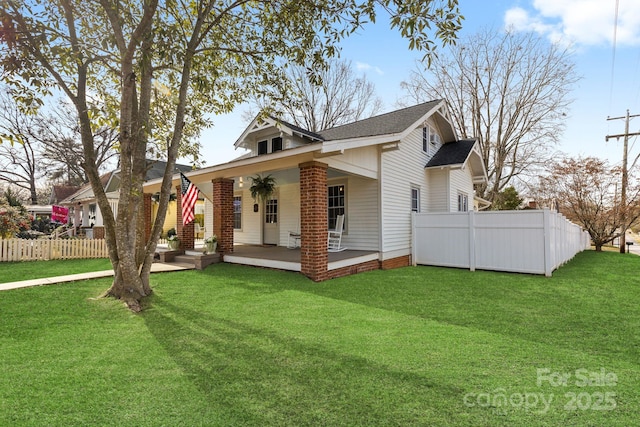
606, 110, 640, 253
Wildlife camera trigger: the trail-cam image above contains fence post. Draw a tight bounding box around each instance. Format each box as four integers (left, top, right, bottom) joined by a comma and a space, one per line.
468, 210, 475, 271
543, 209, 552, 277
411, 211, 417, 266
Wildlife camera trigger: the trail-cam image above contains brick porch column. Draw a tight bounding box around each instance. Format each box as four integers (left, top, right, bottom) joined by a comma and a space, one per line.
213, 178, 234, 255
299, 161, 328, 281
143, 193, 152, 242
176, 185, 194, 250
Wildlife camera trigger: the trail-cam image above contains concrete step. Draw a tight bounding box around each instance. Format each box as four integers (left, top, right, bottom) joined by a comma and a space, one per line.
173, 253, 221, 270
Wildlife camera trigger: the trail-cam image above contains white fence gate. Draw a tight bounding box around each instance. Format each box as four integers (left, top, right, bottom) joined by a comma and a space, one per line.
412, 209, 591, 276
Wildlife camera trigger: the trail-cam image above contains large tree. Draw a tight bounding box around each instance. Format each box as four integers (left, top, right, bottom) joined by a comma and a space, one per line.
246, 58, 383, 132
0, 0, 462, 311
400, 28, 579, 203
536, 156, 640, 252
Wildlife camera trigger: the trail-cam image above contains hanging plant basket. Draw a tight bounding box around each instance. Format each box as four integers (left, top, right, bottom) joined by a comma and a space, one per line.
249, 174, 277, 204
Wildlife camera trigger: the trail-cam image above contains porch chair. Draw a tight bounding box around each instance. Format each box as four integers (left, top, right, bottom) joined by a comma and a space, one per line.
328, 214, 347, 252
287, 230, 301, 249
287, 217, 301, 249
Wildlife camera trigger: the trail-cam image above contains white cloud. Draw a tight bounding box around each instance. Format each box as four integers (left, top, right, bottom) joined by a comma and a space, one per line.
504, 0, 640, 47
355, 61, 384, 75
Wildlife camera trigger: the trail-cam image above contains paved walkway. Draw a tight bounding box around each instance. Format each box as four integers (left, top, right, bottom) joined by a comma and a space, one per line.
0, 262, 193, 291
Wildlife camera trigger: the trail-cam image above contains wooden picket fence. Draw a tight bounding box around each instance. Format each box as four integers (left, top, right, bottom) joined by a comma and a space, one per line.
0, 238, 109, 262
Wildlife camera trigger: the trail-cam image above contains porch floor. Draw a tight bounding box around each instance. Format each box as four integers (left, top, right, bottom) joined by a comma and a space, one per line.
224, 244, 379, 272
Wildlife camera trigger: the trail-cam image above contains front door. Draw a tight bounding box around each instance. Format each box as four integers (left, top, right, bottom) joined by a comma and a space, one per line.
263, 198, 278, 245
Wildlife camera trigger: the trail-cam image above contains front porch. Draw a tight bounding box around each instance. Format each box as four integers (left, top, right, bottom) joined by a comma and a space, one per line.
224, 244, 379, 274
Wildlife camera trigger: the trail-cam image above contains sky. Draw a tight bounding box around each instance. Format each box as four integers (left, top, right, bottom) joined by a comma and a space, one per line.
190, 0, 640, 170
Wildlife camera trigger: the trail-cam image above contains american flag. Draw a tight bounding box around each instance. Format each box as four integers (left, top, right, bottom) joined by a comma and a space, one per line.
180, 173, 198, 226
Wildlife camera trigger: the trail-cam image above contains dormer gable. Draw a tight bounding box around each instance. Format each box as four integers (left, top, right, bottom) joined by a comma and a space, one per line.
234, 114, 323, 157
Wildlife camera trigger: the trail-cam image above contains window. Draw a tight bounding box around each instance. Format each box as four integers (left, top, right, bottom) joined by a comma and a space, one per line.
411, 187, 420, 212
423, 125, 441, 153
265, 199, 278, 224
233, 196, 242, 229
458, 193, 469, 212
257, 140, 267, 155
327, 184, 345, 230
422, 126, 429, 152
272, 137, 283, 152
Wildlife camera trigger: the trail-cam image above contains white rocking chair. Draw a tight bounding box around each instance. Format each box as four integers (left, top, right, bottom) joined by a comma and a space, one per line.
328, 214, 346, 252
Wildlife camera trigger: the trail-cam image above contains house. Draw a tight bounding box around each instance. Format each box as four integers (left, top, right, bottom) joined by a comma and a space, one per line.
143, 100, 488, 281
60, 160, 197, 239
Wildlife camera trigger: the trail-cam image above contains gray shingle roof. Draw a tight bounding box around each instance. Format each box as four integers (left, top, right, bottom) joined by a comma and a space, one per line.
425, 139, 477, 168
145, 160, 192, 181
268, 115, 324, 141
318, 100, 442, 141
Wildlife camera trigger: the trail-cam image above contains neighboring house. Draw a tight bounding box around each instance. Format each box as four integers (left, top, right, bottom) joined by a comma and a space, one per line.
60, 160, 197, 238
143, 100, 488, 281
49, 185, 80, 205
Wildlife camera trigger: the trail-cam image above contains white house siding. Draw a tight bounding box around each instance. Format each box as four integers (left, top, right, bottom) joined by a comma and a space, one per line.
339, 175, 379, 250
449, 168, 474, 211
277, 183, 300, 245
426, 169, 448, 212
233, 188, 262, 245
380, 126, 432, 258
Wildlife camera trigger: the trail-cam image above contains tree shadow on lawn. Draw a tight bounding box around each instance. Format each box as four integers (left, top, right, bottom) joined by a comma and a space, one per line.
143, 294, 477, 426
200, 256, 640, 366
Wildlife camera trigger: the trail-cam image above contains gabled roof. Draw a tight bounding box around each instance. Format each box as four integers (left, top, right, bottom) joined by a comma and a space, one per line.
426, 139, 477, 168
60, 172, 114, 204
269, 115, 324, 141
50, 185, 80, 204
234, 114, 324, 149
318, 100, 442, 141
425, 139, 488, 184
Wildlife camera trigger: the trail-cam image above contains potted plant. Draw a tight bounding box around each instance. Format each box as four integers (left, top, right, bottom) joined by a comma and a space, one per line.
249, 174, 277, 211
204, 234, 218, 254
166, 230, 180, 250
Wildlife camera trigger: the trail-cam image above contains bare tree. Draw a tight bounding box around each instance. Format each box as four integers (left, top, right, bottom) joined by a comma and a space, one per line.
536, 156, 640, 251
38, 101, 118, 186
400, 28, 579, 202
247, 58, 383, 132
0, 89, 44, 204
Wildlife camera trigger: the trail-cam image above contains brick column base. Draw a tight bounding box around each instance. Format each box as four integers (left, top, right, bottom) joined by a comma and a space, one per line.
299, 161, 328, 281
213, 178, 234, 255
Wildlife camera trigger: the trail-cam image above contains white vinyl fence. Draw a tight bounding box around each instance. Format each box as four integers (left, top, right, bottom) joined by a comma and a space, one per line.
0, 238, 109, 262
412, 209, 591, 276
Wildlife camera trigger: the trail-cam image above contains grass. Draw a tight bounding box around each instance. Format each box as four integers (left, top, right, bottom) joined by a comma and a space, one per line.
0, 258, 112, 283
0, 251, 638, 426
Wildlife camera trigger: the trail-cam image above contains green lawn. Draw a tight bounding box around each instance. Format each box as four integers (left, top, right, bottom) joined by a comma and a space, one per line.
0, 258, 112, 283
0, 251, 638, 426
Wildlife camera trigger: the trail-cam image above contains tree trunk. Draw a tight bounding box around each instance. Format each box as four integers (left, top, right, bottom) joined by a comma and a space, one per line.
594, 244, 603, 252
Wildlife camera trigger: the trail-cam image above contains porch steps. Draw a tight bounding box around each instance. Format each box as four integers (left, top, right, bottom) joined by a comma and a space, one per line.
157, 249, 220, 270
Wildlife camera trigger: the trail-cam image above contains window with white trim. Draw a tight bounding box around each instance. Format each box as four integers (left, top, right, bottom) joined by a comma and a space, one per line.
411, 186, 420, 212
272, 137, 283, 152
457, 193, 469, 212
423, 124, 441, 154
422, 126, 429, 152
327, 184, 345, 230
233, 196, 242, 229
257, 140, 268, 155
